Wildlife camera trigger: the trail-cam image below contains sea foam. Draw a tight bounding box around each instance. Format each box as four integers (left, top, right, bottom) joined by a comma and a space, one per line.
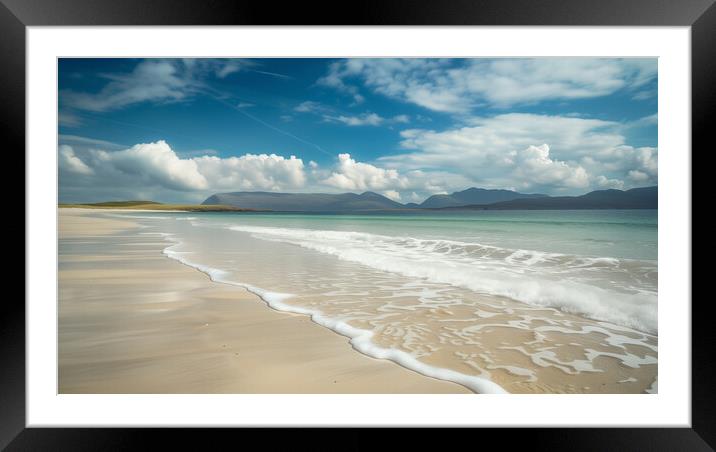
226, 225, 658, 333
154, 232, 507, 394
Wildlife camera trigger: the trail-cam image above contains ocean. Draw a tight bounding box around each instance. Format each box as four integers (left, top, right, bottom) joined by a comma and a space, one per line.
115, 209, 658, 394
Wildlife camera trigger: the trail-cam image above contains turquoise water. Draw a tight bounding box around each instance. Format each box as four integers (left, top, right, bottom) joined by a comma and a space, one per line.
183, 209, 657, 261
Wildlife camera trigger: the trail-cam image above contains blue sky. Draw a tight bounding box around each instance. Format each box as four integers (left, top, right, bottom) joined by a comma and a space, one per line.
58, 58, 657, 204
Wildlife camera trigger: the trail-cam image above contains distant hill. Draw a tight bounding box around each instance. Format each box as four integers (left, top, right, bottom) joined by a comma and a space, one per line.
438, 186, 658, 210
202, 191, 405, 212
420, 187, 547, 208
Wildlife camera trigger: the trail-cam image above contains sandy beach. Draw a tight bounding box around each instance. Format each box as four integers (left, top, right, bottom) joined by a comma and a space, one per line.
53, 56, 662, 401
58, 208, 469, 393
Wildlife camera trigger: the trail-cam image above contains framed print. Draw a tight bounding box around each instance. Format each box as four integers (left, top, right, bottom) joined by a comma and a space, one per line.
6, 0, 710, 449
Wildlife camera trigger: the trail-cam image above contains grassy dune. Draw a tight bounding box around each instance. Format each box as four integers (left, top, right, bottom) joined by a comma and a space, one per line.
59, 200, 253, 212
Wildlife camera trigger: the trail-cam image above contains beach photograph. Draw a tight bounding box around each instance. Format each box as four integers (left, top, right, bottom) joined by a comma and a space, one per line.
58, 57, 658, 394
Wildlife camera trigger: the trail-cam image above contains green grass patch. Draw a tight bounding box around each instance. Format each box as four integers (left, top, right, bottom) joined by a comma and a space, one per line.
59, 201, 253, 212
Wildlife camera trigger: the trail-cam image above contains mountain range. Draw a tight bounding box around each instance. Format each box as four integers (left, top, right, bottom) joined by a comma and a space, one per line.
469, 186, 658, 210
419, 187, 547, 208
202, 190, 404, 212
202, 186, 657, 212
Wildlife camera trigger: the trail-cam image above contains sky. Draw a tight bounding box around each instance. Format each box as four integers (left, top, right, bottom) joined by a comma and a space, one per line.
58, 58, 658, 204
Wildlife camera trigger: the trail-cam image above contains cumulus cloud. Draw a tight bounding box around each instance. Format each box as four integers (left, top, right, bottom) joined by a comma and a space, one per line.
317, 154, 473, 199
628, 170, 651, 183
61, 138, 447, 202
382, 113, 657, 192
90, 141, 208, 191
319, 58, 657, 112
58, 110, 657, 204
60, 139, 308, 197
510, 144, 589, 190
634, 147, 658, 176
588, 145, 658, 184
393, 113, 621, 168
595, 175, 625, 189
323, 153, 409, 191
194, 154, 306, 190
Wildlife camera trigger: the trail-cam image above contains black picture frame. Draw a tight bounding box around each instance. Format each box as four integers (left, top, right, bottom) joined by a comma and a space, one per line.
5, 0, 709, 449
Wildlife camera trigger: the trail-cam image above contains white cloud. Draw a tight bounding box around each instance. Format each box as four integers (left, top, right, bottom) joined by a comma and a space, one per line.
58, 109, 657, 204
176, 148, 220, 158
294, 101, 327, 113
382, 190, 401, 201
63, 140, 453, 201
394, 113, 621, 168
194, 154, 306, 191
61, 59, 246, 112
634, 147, 658, 175
626, 113, 658, 129
62, 60, 195, 112
295, 100, 411, 128
589, 145, 658, 182
511, 144, 590, 190
216, 61, 242, 78
320, 58, 657, 112
318, 154, 472, 200
628, 170, 650, 182
382, 113, 657, 192
596, 175, 625, 189
324, 112, 385, 127
58, 134, 126, 151
321, 113, 411, 127
632, 89, 657, 101
323, 153, 409, 191
59, 145, 93, 175
90, 141, 208, 191
317, 60, 363, 97
60, 139, 308, 196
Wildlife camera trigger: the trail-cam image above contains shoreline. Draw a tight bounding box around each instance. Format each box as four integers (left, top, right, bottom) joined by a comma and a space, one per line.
159, 230, 507, 394
58, 208, 470, 393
